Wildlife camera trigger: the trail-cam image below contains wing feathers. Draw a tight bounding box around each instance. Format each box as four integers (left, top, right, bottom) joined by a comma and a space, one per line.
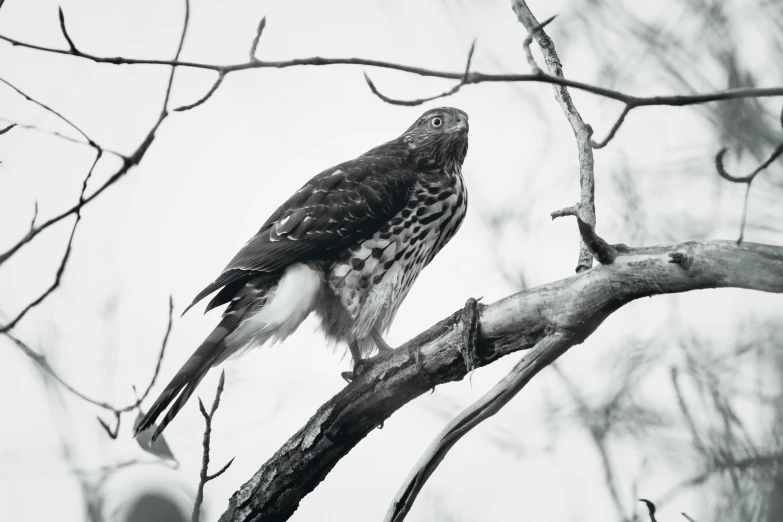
185, 155, 417, 313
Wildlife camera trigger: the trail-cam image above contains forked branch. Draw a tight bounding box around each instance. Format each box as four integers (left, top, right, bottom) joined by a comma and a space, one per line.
193, 371, 235, 522
220, 239, 783, 522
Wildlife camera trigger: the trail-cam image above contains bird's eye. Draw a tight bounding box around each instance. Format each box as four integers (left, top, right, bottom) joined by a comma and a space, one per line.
430, 117, 443, 128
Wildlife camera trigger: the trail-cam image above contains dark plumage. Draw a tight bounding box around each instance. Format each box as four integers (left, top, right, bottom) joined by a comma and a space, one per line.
135, 107, 469, 441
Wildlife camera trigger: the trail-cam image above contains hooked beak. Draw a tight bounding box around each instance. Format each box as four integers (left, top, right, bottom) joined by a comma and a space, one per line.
451, 116, 469, 134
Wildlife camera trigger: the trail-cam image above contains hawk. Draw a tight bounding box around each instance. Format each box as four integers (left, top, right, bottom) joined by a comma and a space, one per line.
135, 107, 469, 441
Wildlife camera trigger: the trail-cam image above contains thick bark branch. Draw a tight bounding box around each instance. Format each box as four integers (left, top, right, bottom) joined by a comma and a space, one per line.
219, 239, 783, 522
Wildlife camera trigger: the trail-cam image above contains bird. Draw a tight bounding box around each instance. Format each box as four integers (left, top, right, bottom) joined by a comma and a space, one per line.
134, 107, 469, 442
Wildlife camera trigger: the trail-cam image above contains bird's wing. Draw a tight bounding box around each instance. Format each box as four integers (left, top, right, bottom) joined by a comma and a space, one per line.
183, 155, 418, 314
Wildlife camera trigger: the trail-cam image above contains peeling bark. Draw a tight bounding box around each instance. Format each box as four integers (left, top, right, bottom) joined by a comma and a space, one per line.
220, 239, 783, 522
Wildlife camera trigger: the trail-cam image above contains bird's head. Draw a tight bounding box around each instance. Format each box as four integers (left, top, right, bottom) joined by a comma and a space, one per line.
401, 107, 469, 170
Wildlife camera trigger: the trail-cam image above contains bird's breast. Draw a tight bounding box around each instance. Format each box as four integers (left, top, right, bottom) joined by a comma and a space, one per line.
326, 172, 468, 338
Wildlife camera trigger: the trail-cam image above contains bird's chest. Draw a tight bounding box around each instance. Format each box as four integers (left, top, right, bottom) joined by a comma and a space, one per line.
326, 172, 467, 331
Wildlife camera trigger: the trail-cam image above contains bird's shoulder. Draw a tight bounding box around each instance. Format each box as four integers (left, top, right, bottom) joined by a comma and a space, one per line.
258, 153, 420, 235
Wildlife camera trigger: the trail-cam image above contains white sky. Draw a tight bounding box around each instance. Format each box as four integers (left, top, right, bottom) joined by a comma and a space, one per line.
1, 0, 782, 521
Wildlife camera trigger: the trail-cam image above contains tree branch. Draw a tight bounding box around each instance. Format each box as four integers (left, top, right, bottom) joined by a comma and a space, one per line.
193, 370, 234, 522
0, 149, 100, 332
714, 106, 783, 243
3, 296, 173, 435
0, 0, 191, 298
364, 39, 476, 106
3, 18, 783, 119
639, 499, 658, 522
385, 333, 568, 522
512, 1, 597, 273
0, 75, 97, 147
219, 239, 783, 522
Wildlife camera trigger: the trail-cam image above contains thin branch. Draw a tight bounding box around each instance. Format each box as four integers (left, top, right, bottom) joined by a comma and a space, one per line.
248, 16, 266, 61
0, 117, 125, 155
591, 104, 633, 149
364, 39, 476, 106
0, 122, 15, 135
512, 1, 596, 273
220, 239, 783, 522
0, 160, 119, 265
133, 295, 175, 405
385, 334, 569, 522
0, 75, 96, 146
715, 143, 783, 184
0, 149, 101, 332
550, 204, 579, 219
193, 370, 233, 522
97, 411, 121, 439
2, 296, 172, 427
714, 109, 783, 243
57, 7, 78, 53
521, 15, 557, 74
28, 202, 38, 229
174, 72, 225, 112
639, 499, 658, 522
2, 22, 783, 114
0, 0, 191, 268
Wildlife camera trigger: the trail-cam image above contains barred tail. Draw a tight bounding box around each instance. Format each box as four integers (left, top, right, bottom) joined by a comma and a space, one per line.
134, 263, 324, 442
134, 300, 253, 442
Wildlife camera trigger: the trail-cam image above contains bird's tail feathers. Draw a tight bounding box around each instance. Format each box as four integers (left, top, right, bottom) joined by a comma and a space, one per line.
134, 307, 249, 442
134, 263, 324, 442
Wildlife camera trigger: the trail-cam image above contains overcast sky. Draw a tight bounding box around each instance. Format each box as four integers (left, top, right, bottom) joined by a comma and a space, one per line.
1, 0, 782, 521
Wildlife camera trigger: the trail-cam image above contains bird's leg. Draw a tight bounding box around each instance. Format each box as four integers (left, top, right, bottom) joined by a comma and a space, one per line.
371, 328, 394, 355
341, 340, 367, 383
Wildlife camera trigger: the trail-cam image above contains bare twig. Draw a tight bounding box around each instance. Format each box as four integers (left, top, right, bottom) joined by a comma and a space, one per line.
57, 7, 78, 53
97, 411, 121, 439
715, 145, 783, 184
2, 19, 783, 115
0, 118, 123, 153
592, 105, 633, 149
713, 106, 783, 243
28, 202, 38, 229
193, 370, 234, 522
0, 75, 96, 146
133, 296, 174, 405
385, 333, 569, 522
639, 499, 658, 522
0, 149, 101, 332
512, 1, 596, 273
364, 39, 476, 106
521, 15, 557, 74
0, 122, 14, 135
248, 16, 266, 61
0, 0, 191, 272
0, 0, 189, 267
174, 73, 225, 112
2, 296, 173, 430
